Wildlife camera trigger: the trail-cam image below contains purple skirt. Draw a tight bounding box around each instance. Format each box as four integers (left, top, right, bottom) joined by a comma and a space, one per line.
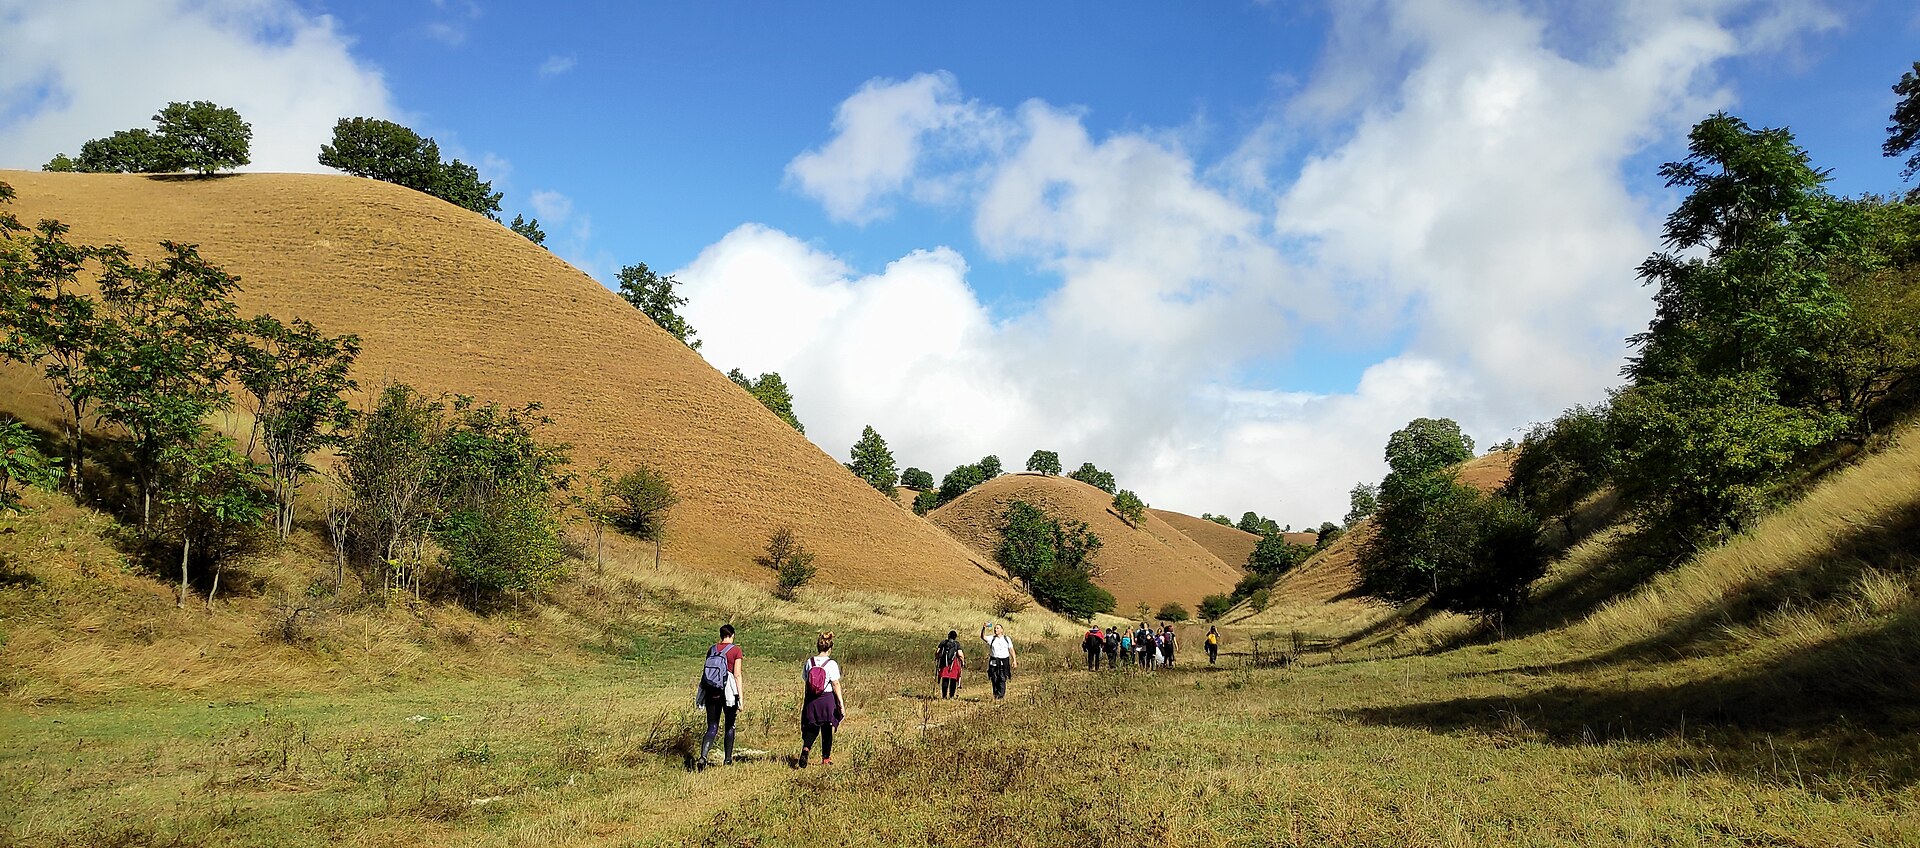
801, 691, 842, 727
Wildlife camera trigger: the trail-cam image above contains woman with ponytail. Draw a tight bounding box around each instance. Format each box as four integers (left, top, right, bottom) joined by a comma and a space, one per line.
798, 631, 845, 766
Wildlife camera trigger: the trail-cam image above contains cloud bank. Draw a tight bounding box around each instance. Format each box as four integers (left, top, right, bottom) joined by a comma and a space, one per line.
683, 0, 1827, 527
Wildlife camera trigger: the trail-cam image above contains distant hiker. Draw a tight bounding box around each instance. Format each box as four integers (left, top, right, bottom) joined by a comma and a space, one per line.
799, 631, 845, 767
1103, 627, 1121, 669
1160, 625, 1176, 667
1082, 626, 1104, 671
1206, 626, 1220, 665
936, 630, 965, 699
1118, 629, 1132, 662
980, 622, 1017, 699
695, 623, 745, 768
1134, 624, 1152, 669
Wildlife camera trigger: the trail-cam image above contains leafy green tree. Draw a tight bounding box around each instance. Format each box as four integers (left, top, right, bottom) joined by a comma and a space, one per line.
159, 435, 270, 606
438, 486, 564, 600
0, 421, 57, 511
1248, 588, 1271, 612
1235, 511, 1280, 536
1112, 489, 1147, 527
618, 262, 700, 349
1799, 197, 1920, 435
428, 396, 571, 606
75, 129, 174, 173
510, 214, 546, 246
1315, 521, 1343, 549
152, 101, 251, 175
230, 316, 360, 539
318, 118, 441, 189
431, 159, 503, 220
1358, 468, 1545, 621
1068, 462, 1116, 494
1345, 483, 1379, 526
1029, 565, 1115, 620
1245, 533, 1311, 576
1202, 513, 1234, 527
1885, 60, 1920, 189
900, 466, 934, 490
339, 384, 445, 592
607, 463, 677, 569
912, 489, 939, 516
978, 455, 1003, 478
92, 242, 243, 530
1025, 449, 1061, 475
0, 207, 107, 498
1385, 417, 1475, 477
1504, 403, 1615, 533
1198, 594, 1232, 622
1156, 601, 1190, 623
726, 368, 803, 432
845, 425, 899, 494
761, 526, 818, 600
937, 462, 988, 505
994, 499, 1112, 618
995, 500, 1057, 582
42, 153, 76, 172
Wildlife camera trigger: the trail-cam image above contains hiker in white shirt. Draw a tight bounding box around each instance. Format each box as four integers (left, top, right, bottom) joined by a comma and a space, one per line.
979, 622, 1017, 700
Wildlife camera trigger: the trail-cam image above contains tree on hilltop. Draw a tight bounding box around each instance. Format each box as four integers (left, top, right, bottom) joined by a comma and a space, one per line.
152, 101, 251, 175
618, 262, 700, 350
318, 117, 502, 219
1346, 483, 1378, 526
1025, 449, 1061, 475
900, 467, 934, 490
1385, 417, 1474, 478
727, 368, 803, 432
978, 454, 1003, 479
510, 214, 546, 246
42, 153, 76, 172
1068, 462, 1115, 494
75, 128, 174, 173
1885, 60, 1920, 190
845, 426, 898, 494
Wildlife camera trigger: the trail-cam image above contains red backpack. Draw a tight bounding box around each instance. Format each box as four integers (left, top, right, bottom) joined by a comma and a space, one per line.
805, 657, 830, 696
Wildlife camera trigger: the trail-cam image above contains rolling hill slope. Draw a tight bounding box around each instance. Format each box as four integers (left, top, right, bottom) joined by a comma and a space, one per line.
927, 473, 1241, 610
0, 171, 1006, 598
1149, 508, 1261, 570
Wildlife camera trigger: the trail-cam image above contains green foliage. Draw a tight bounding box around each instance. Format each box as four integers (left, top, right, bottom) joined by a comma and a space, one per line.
606, 464, 677, 542
912, 489, 939, 516
1504, 403, 1616, 527
230, 316, 360, 538
1156, 602, 1190, 623
1202, 513, 1234, 527
0, 421, 57, 511
1245, 533, 1311, 576
1385, 418, 1475, 477
845, 425, 898, 494
1611, 374, 1841, 541
1024, 449, 1061, 475
617, 262, 700, 349
995, 500, 1112, 618
1357, 466, 1546, 621
75, 129, 174, 173
510, 214, 546, 246
1315, 521, 1343, 549
151, 101, 251, 175
157, 435, 271, 603
978, 455, 1003, 478
339, 384, 444, 588
937, 462, 989, 505
1799, 197, 1920, 432
1067, 462, 1116, 494
318, 118, 502, 218
1198, 594, 1231, 622
1112, 489, 1147, 527
1230, 572, 1274, 604
42, 153, 76, 172
760, 526, 817, 600
726, 369, 803, 433
1884, 60, 1920, 185
1236, 511, 1281, 536
1248, 587, 1271, 612
438, 487, 564, 599
1345, 482, 1378, 526
0, 210, 105, 497
899, 466, 934, 490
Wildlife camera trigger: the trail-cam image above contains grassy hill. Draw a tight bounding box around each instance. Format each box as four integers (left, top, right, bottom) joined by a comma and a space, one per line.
1150, 508, 1260, 568
0, 170, 1005, 599
926, 473, 1241, 611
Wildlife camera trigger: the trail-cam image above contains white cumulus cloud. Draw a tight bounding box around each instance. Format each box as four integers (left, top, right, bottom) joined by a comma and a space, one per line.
0, 0, 398, 173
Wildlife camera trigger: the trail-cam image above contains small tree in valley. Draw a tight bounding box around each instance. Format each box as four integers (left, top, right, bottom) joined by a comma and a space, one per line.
608, 463, 678, 570
900, 466, 935, 490
761, 526, 818, 600
845, 425, 898, 494
1198, 594, 1232, 622
1156, 601, 1190, 623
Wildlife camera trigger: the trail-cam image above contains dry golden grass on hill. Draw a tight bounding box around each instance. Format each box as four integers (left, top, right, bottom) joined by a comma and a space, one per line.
1150, 508, 1260, 568
927, 473, 1240, 610
0, 171, 1006, 600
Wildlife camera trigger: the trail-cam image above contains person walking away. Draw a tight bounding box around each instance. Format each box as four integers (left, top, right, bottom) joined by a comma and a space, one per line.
980, 622, 1017, 699
1118, 629, 1132, 667
1134, 624, 1152, 669
1161, 625, 1176, 668
1104, 626, 1121, 669
799, 631, 845, 766
1205, 626, 1220, 665
695, 623, 745, 768
936, 630, 964, 699
1082, 626, 1104, 671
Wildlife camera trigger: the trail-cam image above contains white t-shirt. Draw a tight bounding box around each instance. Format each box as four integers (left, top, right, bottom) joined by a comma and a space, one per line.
805, 656, 842, 693
983, 633, 1014, 659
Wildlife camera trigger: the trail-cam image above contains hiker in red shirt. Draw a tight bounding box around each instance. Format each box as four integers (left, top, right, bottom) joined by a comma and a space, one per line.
695, 623, 744, 768
935, 630, 964, 699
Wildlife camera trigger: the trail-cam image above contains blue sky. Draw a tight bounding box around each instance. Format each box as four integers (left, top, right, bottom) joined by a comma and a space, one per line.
3, 0, 1917, 525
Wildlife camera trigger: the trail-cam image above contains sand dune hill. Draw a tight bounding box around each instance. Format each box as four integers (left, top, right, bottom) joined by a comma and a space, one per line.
1236, 450, 1518, 628
1149, 509, 1260, 570
927, 473, 1241, 610
0, 171, 1007, 598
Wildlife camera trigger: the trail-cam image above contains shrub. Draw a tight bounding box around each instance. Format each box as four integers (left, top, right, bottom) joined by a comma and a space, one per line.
1112, 489, 1147, 527
761, 527, 818, 600
912, 489, 940, 516
0, 421, 57, 511
1025, 450, 1061, 475
438, 488, 565, 601
1198, 594, 1232, 621
1248, 588, 1271, 612
991, 591, 1031, 617
1245, 533, 1311, 576
1230, 571, 1276, 604
1156, 601, 1190, 623
1504, 403, 1616, 530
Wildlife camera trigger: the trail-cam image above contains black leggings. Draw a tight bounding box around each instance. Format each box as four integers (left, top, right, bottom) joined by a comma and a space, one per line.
940, 677, 958, 698
802, 722, 834, 760
701, 698, 737, 763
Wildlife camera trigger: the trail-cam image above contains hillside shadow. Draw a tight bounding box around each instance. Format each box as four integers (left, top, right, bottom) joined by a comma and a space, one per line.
143, 173, 243, 182
1341, 601, 1920, 793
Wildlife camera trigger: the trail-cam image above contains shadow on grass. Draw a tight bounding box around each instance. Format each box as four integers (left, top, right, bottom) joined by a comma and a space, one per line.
1343, 602, 1920, 792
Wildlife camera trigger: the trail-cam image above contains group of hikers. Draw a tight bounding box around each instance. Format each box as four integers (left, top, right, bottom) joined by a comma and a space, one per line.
690, 618, 1221, 770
